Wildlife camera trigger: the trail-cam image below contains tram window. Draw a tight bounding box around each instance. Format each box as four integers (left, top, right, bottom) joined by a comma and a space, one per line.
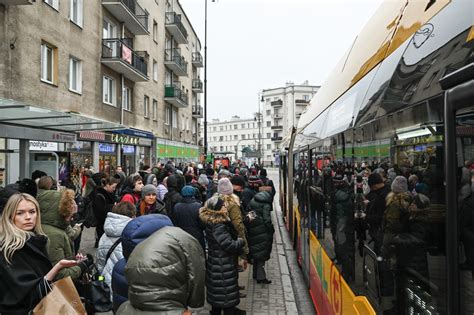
456, 114, 474, 314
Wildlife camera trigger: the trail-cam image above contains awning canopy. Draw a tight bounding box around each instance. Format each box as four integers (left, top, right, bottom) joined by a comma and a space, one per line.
0, 98, 125, 132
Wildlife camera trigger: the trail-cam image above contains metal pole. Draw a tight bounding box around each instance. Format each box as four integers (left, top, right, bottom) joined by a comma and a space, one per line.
258, 92, 262, 166
203, 0, 208, 158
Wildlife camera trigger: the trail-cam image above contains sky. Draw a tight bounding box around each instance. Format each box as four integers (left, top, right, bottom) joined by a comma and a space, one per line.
179, 0, 385, 121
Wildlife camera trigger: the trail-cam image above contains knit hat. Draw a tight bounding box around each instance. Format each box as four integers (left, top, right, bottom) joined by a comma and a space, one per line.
368, 173, 383, 187
217, 178, 233, 195
218, 169, 232, 179
231, 175, 246, 188
181, 185, 196, 197
198, 174, 209, 186
141, 184, 157, 198
260, 169, 267, 177
391, 176, 408, 193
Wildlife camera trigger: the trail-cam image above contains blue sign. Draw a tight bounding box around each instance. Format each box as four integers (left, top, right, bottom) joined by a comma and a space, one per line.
123, 145, 135, 154
99, 143, 116, 153
113, 128, 154, 139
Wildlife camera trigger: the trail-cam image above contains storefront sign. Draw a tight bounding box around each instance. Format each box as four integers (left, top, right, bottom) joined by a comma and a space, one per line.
122, 145, 135, 154
99, 143, 116, 153
110, 134, 139, 145
113, 129, 154, 139
156, 143, 199, 159
29, 141, 58, 151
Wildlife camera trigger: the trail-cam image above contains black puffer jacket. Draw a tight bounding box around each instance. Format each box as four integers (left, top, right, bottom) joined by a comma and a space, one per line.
199, 207, 244, 308
163, 175, 183, 220
246, 191, 274, 261
173, 197, 205, 250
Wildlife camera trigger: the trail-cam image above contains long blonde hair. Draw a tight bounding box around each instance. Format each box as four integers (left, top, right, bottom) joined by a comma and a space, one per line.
0, 193, 45, 264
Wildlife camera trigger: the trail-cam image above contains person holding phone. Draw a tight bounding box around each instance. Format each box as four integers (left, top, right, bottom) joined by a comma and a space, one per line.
0, 193, 83, 314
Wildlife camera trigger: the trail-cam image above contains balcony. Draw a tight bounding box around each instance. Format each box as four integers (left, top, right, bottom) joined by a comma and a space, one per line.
295, 99, 309, 106
192, 79, 203, 93
192, 105, 203, 118
164, 48, 188, 76
271, 136, 283, 141
164, 84, 188, 108
102, 0, 149, 35
101, 39, 148, 82
296, 112, 302, 118
271, 125, 283, 130
271, 113, 282, 118
192, 52, 203, 67
271, 99, 283, 107
0, 0, 33, 4
165, 12, 188, 44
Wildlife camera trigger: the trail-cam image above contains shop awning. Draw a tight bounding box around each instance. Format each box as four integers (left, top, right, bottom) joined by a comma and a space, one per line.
0, 98, 125, 132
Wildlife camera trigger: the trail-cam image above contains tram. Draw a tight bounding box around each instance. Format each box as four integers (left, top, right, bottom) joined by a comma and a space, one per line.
278, 0, 473, 314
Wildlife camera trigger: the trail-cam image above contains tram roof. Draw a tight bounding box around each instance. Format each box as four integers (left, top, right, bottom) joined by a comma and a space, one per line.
297, 0, 451, 133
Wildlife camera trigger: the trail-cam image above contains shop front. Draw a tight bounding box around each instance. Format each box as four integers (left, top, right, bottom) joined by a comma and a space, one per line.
156, 139, 199, 164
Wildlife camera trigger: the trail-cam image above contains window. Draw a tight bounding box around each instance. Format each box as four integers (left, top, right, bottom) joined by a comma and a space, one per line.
303, 94, 310, 101
241, 123, 245, 128
220, 126, 223, 131
266, 133, 271, 138
69, 56, 82, 93
266, 110, 271, 115
172, 109, 177, 127
40, 42, 56, 84
241, 135, 246, 140
152, 99, 157, 121
70, 0, 83, 27
103, 75, 115, 105
123, 86, 131, 111
213, 127, 216, 132
153, 20, 158, 42
153, 60, 158, 82
234, 135, 238, 140
144, 95, 150, 118
103, 18, 117, 39
165, 106, 171, 125
266, 121, 271, 127
234, 124, 238, 130
267, 144, 271, 150
44, 0, 59, 10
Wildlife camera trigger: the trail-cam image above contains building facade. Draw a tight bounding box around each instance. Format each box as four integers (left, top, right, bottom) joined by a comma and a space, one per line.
0, 0, 202, 185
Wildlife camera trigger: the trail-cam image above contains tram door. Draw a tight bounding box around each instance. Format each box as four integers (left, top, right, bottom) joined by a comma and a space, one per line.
444, 67, 474, 315
299, 150, 311, 282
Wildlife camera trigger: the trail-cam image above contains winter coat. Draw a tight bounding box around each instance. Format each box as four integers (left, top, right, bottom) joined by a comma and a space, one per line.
234, 188, 256, 213
94, 188, 117, 229
117, 227, 205, 314
120, 188, 141, 206
0, 235, 53, 315
96, 213, 132, 290
137, 199, 166, 217
173, 197, 205, 250
37, 190, 82, 280
366, 185, 390, 238
111, 214, 173, 312
199, 207, 244, 308
381, 192, 413, 258
219, 193, 249, 259
330, 186, 354, 238
163, 175, 184, 220
260, 176, 276, 199
246, 191, 274, 261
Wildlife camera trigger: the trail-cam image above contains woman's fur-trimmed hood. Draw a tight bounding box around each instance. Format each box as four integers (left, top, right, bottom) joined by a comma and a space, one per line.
199, 207, 230, 225
386, 191, 413, 208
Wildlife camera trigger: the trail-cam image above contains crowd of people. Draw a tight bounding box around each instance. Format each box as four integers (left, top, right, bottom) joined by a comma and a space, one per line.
298, 159, 474, 314
0, 161, 277, 315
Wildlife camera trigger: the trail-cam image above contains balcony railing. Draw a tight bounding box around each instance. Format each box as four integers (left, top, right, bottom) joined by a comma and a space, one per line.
295, 99, 309, 104
192, 105, 203, 118
164, 84, 188, 108
164, 48, 188, 76
271, 113, 282, 118
165, 12, 188, 44
192, 79, 203, 92
102, 0, 149, 35
271, 125, 283, 130
271, 99, 283, 107
271, 136, 283, 141
192, 52, 203, 67
101, 38, 148, 81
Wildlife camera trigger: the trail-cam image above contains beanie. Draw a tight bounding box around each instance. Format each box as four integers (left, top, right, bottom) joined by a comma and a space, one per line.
260, 169, 267, 177
230, 175, 246, 188
181, 185, 196, 197
391, 176, 408, 194
217, 178, 233, 195
198, 174, 209, 186
141, 184, 157, 198
368, 173, 383, 187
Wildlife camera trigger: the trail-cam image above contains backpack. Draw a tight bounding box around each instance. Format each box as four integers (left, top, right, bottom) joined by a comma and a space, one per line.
81, 192, 98, 228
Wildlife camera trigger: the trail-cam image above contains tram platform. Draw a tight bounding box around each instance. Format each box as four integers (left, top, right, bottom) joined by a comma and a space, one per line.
79, 169, 314, 315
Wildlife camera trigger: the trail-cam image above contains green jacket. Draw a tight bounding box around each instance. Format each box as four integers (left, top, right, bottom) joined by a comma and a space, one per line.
37, 190, 82, 280
117, 226, 205, 314
219, 193, 249, 259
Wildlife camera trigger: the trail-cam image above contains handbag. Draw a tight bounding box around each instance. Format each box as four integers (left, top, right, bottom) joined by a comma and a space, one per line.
33, 276, 87, 315
75, 264, 112, 313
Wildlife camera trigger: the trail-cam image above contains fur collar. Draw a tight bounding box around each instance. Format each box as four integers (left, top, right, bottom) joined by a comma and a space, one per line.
199, 207, 230, 225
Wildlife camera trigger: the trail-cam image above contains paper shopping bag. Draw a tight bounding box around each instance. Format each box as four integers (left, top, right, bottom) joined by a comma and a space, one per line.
33, 276, 86, 315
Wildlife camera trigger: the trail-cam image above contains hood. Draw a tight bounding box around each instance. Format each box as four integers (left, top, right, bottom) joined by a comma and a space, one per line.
104, 212, 132, 238
254, 191, 272, 203
121, 214, 173, 260
199, 207, 229, 225
167, 174, 179, 190
146, 174, 157, 185
37, 190, 68, 229
125, 226, 205, 312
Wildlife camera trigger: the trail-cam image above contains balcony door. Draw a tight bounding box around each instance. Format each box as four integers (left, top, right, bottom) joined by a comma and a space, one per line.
103, 18, 118, 56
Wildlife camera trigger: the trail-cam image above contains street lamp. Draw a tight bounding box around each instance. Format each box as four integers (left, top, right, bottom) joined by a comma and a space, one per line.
256, 91, 264, 166
203, 0, 215, 159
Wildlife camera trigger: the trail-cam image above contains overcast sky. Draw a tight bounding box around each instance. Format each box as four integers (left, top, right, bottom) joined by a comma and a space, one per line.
179, 0, 384, 121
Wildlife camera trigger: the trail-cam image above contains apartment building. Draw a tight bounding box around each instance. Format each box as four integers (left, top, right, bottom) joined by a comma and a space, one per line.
0, 0, 202, 185
260, 81, 320, 165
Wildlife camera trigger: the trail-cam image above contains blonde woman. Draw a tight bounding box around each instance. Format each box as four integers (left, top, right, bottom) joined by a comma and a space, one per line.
0, 193, 80, 314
